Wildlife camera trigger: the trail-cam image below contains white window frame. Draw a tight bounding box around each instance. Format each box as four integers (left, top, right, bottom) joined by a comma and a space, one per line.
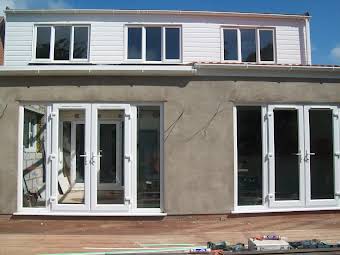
233, 104, 340, 214
32, 24, 90, 63
258, 28, 276, 64
233, 105, 268, 212
221, 27, 276, 64
17, 103, 165, 216
125, 25, 182, 64
221, 28, 241, 63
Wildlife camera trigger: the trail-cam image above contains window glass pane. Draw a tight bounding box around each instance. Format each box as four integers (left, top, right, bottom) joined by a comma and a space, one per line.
22, 105, 47, 208
223, 29, 238, 60
241, 29, 256, 62
237, 106, 262, 206
274, 109, 300, 201
146, 27, 161, 61
54, 26, 71, 60
128, 27, 142, 59
165, 28, 180, 59
260, 30, 274, 61
97, 110, 125, 205
58, 109, 86, 204
36, 27, 51, 59
73, 27, 88, 59
309, 109, 334, 199
137, 106, 160, 208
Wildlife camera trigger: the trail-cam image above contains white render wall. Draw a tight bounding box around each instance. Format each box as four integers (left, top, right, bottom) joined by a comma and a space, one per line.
4, 13, 309, 66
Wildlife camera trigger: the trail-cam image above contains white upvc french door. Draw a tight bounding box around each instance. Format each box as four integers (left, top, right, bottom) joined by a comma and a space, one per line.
50, 103, 135, 212
51, 103, 92, 211
304, 105, 340, 207
90, 104, 135, 212
267, 105, 306, 208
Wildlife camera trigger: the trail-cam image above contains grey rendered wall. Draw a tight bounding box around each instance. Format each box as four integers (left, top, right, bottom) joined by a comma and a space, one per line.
0, 76, 340, 215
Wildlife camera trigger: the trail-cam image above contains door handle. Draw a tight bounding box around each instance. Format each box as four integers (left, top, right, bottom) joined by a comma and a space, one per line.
292, 152, 302, 156
291, 151, 303, 162
90, 152, 103, 165
79, 153, 89, 165
291, 151, 302, 158
305, 151, 316, 161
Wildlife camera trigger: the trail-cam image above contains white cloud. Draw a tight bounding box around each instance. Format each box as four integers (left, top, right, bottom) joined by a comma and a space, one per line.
0, 0, 17, 16
45, 0, 71, 9
331, 45, 340, 61
0, 0, 71, 16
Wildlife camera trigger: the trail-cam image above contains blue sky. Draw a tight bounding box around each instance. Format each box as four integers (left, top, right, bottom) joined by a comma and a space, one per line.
2, 0, 340, 64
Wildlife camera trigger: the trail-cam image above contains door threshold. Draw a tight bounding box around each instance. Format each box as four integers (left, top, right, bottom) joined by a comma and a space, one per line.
14, 211, 167, 217
232, 206, 340, 214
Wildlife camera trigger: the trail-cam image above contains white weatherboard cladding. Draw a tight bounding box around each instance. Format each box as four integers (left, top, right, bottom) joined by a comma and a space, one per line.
5, 13, 308, 66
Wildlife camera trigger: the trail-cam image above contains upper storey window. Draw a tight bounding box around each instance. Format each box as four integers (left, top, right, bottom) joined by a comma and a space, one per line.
223, 28, 275, 63
126, 26, 181, 62
36, 27, 51, 59
34, 25, 89, 62
259, 30, 275, 62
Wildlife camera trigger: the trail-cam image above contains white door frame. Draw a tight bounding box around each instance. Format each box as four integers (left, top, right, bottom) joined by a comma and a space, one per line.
51, 103, 91, 212
97, 120, 123, 190
304, 105, 339, 207
267, 105, 305, 208
90, 103, 135, 212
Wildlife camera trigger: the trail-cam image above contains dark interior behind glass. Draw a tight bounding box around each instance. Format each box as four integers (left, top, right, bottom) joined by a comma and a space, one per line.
274, 109, 300, 201
54, 26, 71, 60
137, 106, 161, 208
260, 30, 274, 61
127, 27, 142, 59
36, 27, 51, 59
165, 28, 180, 59
237, 106, 263, 206
146, 27, 162, 61
241, 29, 257, 62
73, 27, 88, 59
224, 29, 238, 60
310, 109, 334, 199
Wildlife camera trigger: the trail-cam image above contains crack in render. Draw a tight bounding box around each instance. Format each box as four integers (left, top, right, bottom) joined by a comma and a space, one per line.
164, 109, 184, 142
0, 104, 8, 119
185, 102, 228, 142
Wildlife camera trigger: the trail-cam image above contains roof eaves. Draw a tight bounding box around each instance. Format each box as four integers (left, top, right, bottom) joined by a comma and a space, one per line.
4, 9, 311, 19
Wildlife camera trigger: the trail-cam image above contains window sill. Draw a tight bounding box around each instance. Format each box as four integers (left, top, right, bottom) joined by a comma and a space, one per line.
232, 206, 340, 214
29, 61, 92, 65
14, 211, 167, 217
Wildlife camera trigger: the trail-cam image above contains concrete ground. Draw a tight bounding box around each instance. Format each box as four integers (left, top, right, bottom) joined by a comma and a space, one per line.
1, 212, 340, 255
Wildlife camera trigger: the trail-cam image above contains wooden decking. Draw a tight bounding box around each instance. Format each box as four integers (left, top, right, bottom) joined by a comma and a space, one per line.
1, 212, 340, 255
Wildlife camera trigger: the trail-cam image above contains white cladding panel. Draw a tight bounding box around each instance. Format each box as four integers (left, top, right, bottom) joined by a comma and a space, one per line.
4, 13, 308, 66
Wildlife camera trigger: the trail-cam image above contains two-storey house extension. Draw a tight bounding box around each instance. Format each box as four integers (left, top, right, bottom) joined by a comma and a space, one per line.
0, 9, 340, 216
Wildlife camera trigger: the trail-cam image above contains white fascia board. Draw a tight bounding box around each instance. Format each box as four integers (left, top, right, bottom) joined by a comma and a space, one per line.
0, 65, 196, 76
195, 64, 340, 79
4, 9, 310, 20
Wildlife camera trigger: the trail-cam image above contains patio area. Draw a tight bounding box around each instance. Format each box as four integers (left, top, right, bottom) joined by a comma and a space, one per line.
1, 211, 340, 254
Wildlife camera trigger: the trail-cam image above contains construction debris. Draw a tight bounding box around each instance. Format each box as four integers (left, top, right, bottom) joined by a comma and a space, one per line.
248, 238, 290, 251
206, 236, 340, 254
